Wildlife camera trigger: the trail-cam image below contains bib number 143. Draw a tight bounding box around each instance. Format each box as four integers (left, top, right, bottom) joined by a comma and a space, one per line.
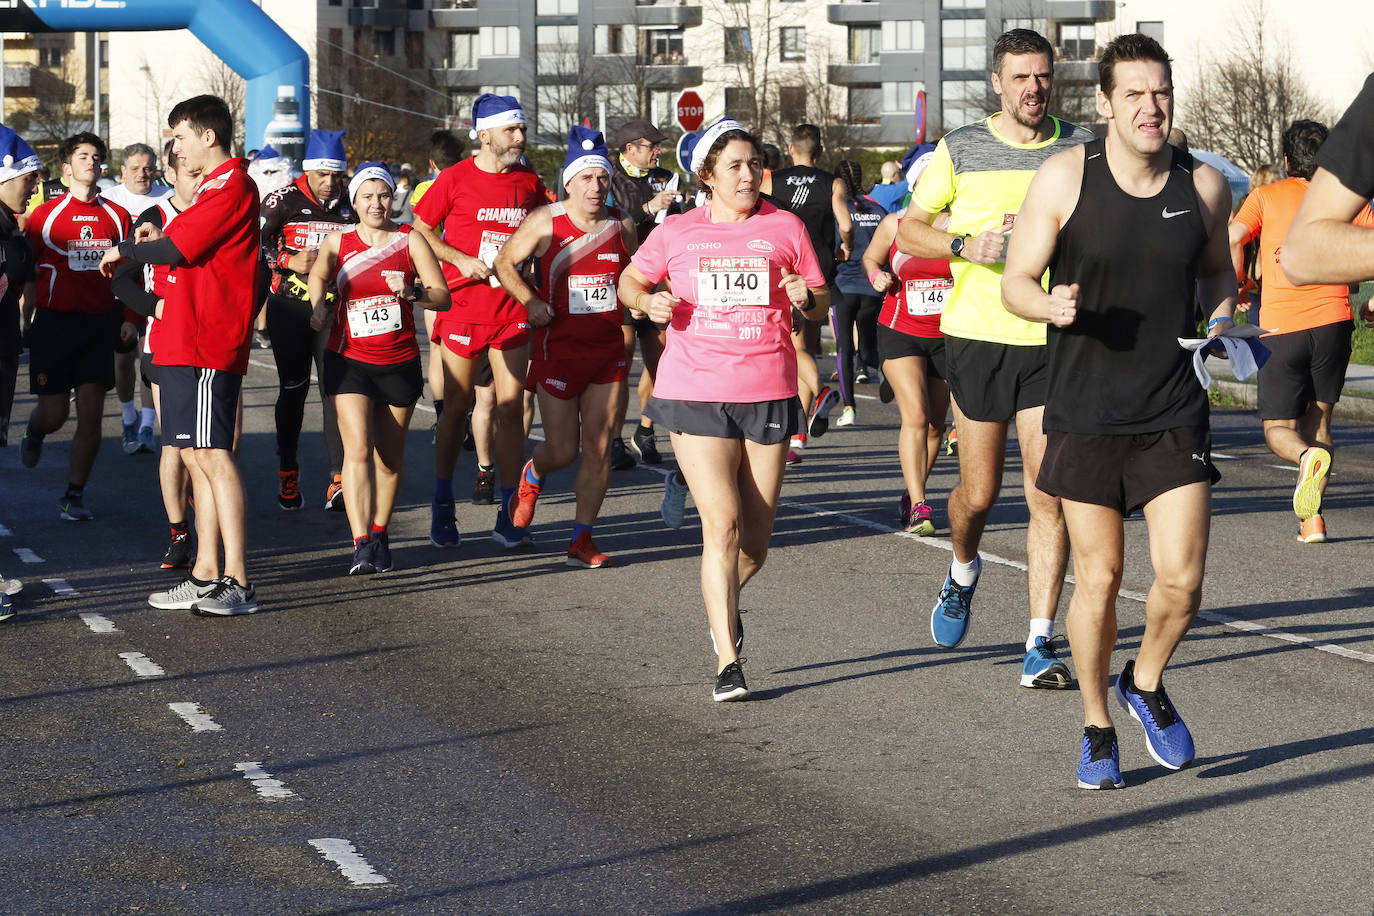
346, 295, 403, 338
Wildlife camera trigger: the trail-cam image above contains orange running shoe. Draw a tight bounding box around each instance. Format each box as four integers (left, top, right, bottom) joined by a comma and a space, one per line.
1297, 514, 1326, 544
1293, 446, 1330, 520
566, 530, 609, 568
325, 473, 345, 511
511, 459, 542, 528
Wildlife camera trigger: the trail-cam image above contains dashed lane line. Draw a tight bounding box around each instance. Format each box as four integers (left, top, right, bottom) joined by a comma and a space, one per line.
308, 838, 390, 886
119, 652, 165, 678
168, 702, 223, 732
234, 762, 298, 801
13, 547, 43, 564
42, 578, 77, 596
79, 613, 118, 634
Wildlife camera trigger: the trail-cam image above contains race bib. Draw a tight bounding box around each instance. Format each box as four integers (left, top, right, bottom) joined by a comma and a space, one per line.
286, 221, 340, 251
692, 256, 770, 339
904, 277, 953, 316
478, 229, 511, 288
567, 273, 616, 315
68, 238, 111, 272
346, 294, 403, 339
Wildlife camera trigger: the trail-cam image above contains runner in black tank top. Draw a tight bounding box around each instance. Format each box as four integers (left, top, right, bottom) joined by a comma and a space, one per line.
1002, 34, 1238, 791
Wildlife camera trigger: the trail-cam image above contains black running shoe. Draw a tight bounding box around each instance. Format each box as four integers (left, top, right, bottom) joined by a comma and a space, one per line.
372, 532, 393, 572
879, 378, 895, 404
610, 437, 636, 470
161, 531, 193, 569
472, 466, 496, 505
630, 426, 662, 465
349, 538, 378, 576
713, 660, 750, 702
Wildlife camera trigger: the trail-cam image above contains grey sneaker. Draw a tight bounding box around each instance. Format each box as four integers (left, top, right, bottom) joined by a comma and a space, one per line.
149, 576, 218, 610
136, 426, 156, 454
192, 577, 258, 616
59, 492, 93, 521
661, 471, 689, 529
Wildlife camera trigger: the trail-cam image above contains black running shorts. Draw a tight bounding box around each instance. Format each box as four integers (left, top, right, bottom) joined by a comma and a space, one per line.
321, 350, 423, 408
1037, 425, 1220, 517
877, 325, 946, 379
1256, 321, 1353, 420
27, 309, 119, 394
945, 337, 1047, 423
159, 364, 241, 450
643, 396, 801, 445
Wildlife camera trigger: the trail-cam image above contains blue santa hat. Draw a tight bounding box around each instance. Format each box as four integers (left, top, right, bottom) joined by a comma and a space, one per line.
252, 145, 284, 163
303, 129, 347, 173
470, 93, 526, 140
0, 124, 40, 184
561, 126, 612, 186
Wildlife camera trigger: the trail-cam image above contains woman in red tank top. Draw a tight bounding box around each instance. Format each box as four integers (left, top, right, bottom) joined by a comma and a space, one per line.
861, 207, 952, 535
309, 163, 450, 576
492, 126, 638, 570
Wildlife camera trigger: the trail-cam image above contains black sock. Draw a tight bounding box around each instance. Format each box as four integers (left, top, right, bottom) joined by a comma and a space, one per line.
434, 398, 444, 418
637, 422, 653, 434
170, 521, 189, 537
64, 483, 83, 500
479, 463, 494, 473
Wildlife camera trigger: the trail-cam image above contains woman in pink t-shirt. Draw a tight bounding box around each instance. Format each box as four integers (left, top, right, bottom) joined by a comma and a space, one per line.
619, 124, 828, 702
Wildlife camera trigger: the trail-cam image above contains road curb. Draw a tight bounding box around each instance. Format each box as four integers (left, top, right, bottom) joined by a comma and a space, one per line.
1213, 379, 1374, 423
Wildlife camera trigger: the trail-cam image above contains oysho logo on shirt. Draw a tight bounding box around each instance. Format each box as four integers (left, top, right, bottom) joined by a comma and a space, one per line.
686, 241, 721, 251
747, 239, 774, 253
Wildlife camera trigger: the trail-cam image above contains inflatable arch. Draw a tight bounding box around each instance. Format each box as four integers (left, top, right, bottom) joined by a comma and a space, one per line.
0, 0, 309, 151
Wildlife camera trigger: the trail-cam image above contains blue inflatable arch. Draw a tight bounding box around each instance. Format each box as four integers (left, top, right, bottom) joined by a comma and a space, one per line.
0, 0, 308, 152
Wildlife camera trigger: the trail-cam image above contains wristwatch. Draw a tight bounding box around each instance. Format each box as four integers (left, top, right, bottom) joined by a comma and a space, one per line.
950, 235, 968, 259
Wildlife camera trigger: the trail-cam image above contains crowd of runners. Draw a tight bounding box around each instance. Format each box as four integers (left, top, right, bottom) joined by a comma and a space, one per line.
4, 27, 1374, 789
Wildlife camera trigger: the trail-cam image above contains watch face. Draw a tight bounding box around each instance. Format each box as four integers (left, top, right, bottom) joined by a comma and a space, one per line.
951, 236, 964, 256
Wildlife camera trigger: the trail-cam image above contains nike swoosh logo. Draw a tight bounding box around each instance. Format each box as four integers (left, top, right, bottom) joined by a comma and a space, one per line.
1087, 153, 1102, 160
1162, 207, 1191, 219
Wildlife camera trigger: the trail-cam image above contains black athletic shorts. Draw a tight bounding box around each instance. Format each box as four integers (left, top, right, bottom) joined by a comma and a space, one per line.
945, 337, 1047, 423
140, 347, 159, 388
643, 396, 801, 445
321, 350, 423, 407
628, 313, 661, 338
877, 325, 946, 379
1, 300, 21, 360
1256, 321, 1353, 420
159, 364, 241, 450
1038, 425, 1220, 517
27, 309, 119, 394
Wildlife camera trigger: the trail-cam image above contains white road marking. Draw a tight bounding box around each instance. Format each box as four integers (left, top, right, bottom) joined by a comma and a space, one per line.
234, 761, 298, 800
309, 838, 390, 886
168, 702, 223, 732
1210, 451, 1238, 460
119, 652, 165, 678
79, 613, 118, 633
0, 524, 12, 536
13, 548, 43, 564
1269, 464, 1299, 471
43, 578, 77, 596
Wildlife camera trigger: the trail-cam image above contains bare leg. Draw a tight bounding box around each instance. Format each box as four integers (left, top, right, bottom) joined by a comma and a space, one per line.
1061, 499, 1126, 727
1016, 405, 1069, 625
1134, 482, 1210, 690
488, 344, 531, 494
372, 400, 413, 529
182, 447, 220, 582
67, 383, 106, 488
571, 381, 625, 526
194, 448, 248, 585
335, 392, 375, 541
943, 402, 1007, 565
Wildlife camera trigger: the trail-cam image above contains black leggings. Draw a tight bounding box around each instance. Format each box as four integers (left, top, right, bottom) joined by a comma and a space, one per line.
266, 295, 343, 473
829, 290, 881, 407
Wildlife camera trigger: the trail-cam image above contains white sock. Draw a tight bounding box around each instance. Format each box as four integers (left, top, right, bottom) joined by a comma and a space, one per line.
950, 554, 981, 587
139, 407, 157, 431
120, 400, 137, 426
1027, 617, 1054, 651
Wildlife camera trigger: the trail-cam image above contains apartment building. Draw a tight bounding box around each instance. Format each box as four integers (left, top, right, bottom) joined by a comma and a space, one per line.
0, 30, 108, 159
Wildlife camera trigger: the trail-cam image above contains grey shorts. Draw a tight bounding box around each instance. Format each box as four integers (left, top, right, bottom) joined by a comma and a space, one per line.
643, 396, 802, 445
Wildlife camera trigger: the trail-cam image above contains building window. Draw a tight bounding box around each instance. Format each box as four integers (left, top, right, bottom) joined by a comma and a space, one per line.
38, 40, 65, 69
883, 80, 922, 114
780, 27, 805, 62
482, 84, 518, 97
724, 28, 751, 64
374, 28, 396, 57
779, 85, 807, 123
537, 24, 579, 74
479, 25, 519, 58
649, 89, 675, 129
450, 30, 477, 69
941, 78, 987, 130
643, 27, 685, 64
537, 0, 577, 13
942, 0, 984, 8
847, 85, 881, 125
941, 18, 985, 71
848, 25, 880, 64
1058, 22, 1095, 60
595, 24, 633, 56
724, 86, 756, 120
882, 20, 924, 52
1002, 18, 1046, 34
595, 84, 637, 123
1137, 21, 1164, 44
450, 91, 477, 121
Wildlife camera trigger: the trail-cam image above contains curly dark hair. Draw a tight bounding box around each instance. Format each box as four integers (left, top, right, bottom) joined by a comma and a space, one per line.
1281, 119, 1328, 180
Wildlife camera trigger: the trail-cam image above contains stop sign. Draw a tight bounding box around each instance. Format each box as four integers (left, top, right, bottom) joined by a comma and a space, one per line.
676, 91, 705, 132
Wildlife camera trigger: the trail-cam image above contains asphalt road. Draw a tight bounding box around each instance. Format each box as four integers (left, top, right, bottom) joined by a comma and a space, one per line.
3, 346, 1374, 915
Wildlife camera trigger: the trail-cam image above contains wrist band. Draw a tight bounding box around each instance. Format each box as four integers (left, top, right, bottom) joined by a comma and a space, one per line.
868, 269, 885, 287
1207, 316, 1233, 330
805, 289, 817, 311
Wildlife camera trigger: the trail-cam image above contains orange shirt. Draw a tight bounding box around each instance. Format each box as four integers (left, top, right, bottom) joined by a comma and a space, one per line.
1232, 177, 1373, 335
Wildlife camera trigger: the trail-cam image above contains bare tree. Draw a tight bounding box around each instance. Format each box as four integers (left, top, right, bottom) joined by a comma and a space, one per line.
27, 54, 94, 155
701, 0, 809, 146
1182, 0, 1331, 173
195, 50, 247, 155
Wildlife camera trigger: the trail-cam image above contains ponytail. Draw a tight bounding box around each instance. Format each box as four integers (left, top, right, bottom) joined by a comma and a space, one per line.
837, 159, 864, 202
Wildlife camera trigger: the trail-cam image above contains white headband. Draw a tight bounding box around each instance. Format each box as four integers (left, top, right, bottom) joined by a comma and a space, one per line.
470, 107, 527, 140
690, 119, 745, 173
303, 156, 347, 173
562, 155, 612, 187
348, 165, 395, 205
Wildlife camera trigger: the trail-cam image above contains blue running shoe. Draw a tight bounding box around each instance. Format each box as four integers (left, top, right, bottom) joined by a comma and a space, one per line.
661, 471, 688, 529
930, 564, 977, 648
1114, 660, 1194, 770
429, 498, 461, 548
1020, 634, 1072, 688
1077, 725, 1125, 789
491, 504, 534, 550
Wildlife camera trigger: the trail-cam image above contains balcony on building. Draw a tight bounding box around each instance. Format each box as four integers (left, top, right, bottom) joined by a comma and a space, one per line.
828, 62, 882, 85
433, 56, 520, 88
827, 2, 882, 25
347, 0, 411, 30
632, 0, 703, 28
430, 0, 478, 29
1044, 0, 1116, 18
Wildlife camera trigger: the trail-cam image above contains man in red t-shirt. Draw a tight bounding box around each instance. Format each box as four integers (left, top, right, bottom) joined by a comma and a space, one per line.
412, 93, 548, 549
101, 95, 262, 617
19, 131, 131, 521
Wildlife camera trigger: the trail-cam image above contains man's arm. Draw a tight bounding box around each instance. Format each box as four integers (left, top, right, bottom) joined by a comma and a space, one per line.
1193, 164, 1238, 330
411, 215, 488, 282
1281, 167, 1374, 285
492, 207, 553, 324
1002, 148, 1083, 326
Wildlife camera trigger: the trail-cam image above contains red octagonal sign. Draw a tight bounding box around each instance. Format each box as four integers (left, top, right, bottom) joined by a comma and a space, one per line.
676, 91, 705, 132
